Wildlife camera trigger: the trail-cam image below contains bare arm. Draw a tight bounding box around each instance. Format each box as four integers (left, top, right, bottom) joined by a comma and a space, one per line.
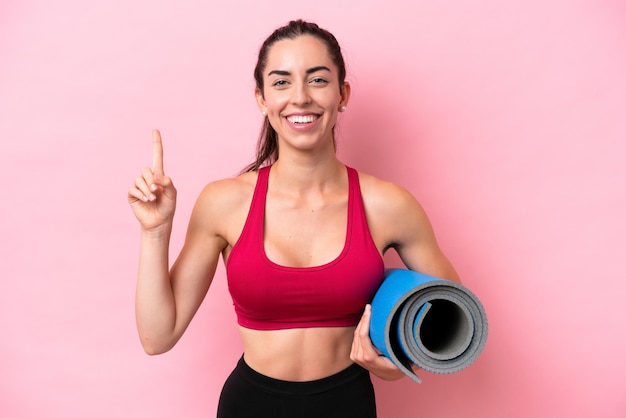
128, 130, 225, 354
134, 199, 225, 355
384, 183, 460, 284
351, 175, 460, 379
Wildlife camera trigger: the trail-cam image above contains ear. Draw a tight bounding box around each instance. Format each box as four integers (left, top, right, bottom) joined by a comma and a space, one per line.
255, 87, 266, 113
339, 81, 351, 109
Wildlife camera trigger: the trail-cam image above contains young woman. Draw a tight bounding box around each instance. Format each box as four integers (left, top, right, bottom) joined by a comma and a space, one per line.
128, 19, 460, 418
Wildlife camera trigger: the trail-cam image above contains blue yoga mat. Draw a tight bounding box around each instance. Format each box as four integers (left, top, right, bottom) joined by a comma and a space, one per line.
369, 268, 488, 383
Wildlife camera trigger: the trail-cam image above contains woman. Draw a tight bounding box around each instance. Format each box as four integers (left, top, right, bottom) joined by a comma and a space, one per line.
128, 19, 460, 418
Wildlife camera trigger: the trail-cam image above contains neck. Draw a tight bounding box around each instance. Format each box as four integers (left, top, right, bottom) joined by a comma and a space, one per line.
271, 156, 346, 195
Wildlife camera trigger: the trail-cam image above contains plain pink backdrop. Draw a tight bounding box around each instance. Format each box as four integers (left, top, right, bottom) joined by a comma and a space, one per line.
1, 0, 625, 417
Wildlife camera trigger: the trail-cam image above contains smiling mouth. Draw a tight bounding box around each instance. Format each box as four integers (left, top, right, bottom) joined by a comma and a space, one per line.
286, 114, 320, 124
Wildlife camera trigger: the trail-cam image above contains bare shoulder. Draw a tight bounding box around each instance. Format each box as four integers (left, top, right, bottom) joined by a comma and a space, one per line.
356, 169, 459, 281
356, 170, 425, 217
356, 170, 434, 252
189, 171, 258, 241
196, 171, 257, 209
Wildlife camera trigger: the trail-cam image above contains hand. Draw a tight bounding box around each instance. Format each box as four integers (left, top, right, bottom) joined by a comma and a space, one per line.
128, 130, 177, 231
350, 304, 410, 381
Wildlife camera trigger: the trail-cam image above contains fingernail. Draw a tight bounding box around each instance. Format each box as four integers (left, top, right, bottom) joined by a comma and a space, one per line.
150, 184, 157, 191
149, 194, 156, 201
142, 196, 149, 202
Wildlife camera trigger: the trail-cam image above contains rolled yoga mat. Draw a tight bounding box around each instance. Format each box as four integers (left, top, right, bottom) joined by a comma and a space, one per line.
369, 268, 488, 383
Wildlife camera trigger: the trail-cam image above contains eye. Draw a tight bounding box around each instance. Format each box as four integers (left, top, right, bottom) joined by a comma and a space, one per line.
310, 77, 328, 85
272, 79, 289, 88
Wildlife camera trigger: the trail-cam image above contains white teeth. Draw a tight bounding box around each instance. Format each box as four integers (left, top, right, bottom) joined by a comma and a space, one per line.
287, 115, 318, 124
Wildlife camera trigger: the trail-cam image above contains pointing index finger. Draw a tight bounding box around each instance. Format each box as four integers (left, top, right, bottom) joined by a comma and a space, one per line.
152, 129, 164, 177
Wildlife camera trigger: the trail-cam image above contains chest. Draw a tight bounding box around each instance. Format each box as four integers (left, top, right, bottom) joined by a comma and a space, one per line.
263, 193, 348, 268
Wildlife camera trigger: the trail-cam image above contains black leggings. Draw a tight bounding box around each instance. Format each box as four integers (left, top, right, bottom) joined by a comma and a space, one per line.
217, 356, 377, 418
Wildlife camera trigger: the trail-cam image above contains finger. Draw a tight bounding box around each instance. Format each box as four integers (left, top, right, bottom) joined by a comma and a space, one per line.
352, 306, 370, 348
135, 171, 156, 201
141, 166, 157, 193
351, 305, 373, 361
357, 304, 372, 337
128, 186, 149, 203
152, 129, 164, 178
350, 331, 362, 362
142, 166, 157, 189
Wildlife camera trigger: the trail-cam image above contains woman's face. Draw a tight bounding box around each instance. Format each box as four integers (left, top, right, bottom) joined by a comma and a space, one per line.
256, 35, 350, 154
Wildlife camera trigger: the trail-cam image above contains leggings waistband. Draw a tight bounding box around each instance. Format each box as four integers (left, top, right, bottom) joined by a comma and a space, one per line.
234, 355, 369, 396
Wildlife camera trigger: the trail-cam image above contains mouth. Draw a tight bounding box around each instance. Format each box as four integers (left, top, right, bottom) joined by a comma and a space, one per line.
286, 114, 320, 125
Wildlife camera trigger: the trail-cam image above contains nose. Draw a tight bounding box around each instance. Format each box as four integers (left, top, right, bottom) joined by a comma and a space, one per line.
291, 81, 312, 106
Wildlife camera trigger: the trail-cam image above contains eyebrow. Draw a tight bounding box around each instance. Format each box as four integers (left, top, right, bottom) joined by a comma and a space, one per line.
267, 66, 332, 77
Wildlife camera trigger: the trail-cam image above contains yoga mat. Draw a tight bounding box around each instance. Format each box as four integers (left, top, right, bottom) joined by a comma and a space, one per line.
369, 268, 488, 383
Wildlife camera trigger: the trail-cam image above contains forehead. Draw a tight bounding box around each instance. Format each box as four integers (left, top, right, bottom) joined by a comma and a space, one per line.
265, 35, 335, 74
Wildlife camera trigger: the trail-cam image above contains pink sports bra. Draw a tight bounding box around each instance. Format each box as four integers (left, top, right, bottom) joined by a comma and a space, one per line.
226, 165, 385, 330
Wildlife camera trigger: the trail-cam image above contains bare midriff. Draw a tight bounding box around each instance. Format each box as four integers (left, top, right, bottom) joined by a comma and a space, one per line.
238, 325, 357, 381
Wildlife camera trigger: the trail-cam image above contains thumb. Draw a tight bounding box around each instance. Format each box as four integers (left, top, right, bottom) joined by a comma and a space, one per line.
159, 175, 177, 200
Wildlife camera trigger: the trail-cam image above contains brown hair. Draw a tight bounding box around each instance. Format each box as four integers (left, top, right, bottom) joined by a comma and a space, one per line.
242, 19, 347, 173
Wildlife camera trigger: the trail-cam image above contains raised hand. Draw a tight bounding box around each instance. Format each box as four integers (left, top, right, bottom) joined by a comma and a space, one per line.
128, 130, 177, 231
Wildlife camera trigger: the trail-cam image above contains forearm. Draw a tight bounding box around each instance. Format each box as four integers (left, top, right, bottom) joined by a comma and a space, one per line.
135, 225, 178, 354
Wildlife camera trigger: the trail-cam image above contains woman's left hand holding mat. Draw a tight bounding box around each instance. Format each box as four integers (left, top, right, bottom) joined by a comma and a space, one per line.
351, 304, 407, 381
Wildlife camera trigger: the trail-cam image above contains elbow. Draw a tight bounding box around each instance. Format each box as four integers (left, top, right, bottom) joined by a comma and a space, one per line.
139, 336, 175, 356
143, 345, 169, 356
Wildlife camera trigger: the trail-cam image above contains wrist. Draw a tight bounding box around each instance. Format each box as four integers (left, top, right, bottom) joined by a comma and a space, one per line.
140, 222, 173, 240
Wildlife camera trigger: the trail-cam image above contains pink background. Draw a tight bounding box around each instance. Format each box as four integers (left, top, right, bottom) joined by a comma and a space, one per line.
1, 0, 625, 417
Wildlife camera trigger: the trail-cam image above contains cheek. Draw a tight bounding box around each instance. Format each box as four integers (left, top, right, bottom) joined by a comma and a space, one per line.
317, 90, 342, 107
264, 93, 289, 112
